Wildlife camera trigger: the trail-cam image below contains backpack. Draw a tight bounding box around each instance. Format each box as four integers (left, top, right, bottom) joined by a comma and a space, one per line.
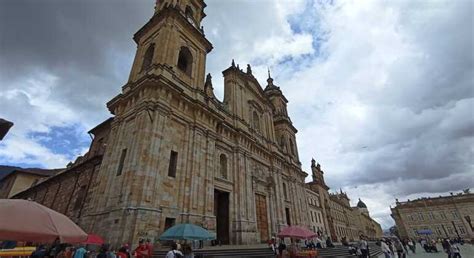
173, 250, 184, 258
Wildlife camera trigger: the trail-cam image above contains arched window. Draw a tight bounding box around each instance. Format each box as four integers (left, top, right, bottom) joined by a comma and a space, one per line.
219, 154, 227, 179
252, 111, 260, 131
141, 43, 155, 71
177, 46, 193, 76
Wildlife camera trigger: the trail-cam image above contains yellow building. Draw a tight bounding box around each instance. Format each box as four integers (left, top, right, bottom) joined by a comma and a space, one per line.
0, 167, 59, 198
391, 192, 474, 240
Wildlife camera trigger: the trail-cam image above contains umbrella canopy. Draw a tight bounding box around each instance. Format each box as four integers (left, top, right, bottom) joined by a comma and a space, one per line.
277, 226, 316, 239
159, 224, 215, 241
84, 234, 104, 245
0, 199, 87, 243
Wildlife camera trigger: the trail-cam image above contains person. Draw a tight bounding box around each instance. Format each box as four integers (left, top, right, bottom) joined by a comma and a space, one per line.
269, 237, 277, 254
134, 240, 148, 258
97, 245, 108, 258
165, 243, 183, 258
358, 236, 368, 258
31, 245, 47, 258
117, 247, 128, 258
450, 240, 461, 258
326, 237, 334, 248
407, 239, 416, 254
442, 239, 452, 257
277, 239, 286, 258
182, 244, 193, 258
73, 245, 87, 258
394, 239, 406, 258
380, 239, 391, 258
315, 237, 322, 249
145, 239, 153, 258
122, 244, 131, 258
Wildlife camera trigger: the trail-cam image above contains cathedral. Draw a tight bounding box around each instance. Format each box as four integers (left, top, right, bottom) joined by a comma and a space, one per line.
10, 0, 383, 247
84, 0, 309, 245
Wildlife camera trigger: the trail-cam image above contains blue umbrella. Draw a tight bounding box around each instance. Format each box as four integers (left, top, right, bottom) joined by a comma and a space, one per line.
417, 229, 433, 235
159, 224, 216, 241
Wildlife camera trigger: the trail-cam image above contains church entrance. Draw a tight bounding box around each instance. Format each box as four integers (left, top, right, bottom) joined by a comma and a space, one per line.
214, 189, 229, 244
255, 194, 269, 242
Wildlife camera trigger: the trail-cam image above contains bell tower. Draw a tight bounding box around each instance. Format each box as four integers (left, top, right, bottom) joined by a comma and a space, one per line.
264, 72, 300, 162
127, 0, 212, 90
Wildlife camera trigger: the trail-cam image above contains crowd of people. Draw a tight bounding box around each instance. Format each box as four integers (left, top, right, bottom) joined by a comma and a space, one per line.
377, 237, 465, 258
29, 239, 155, 258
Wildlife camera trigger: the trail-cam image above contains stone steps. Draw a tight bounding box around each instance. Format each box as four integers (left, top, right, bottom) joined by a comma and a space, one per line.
153, 244, 383, 258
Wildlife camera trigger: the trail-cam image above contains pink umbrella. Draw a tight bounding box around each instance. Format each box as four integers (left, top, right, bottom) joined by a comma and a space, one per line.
0, 199, 88, 243
277, 226, 316, 239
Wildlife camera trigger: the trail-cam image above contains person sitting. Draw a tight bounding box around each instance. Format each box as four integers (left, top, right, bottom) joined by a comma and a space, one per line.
326, 237, 334, 248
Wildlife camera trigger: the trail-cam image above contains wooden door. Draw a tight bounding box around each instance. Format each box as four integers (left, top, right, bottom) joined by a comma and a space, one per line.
255, 194, 269, 242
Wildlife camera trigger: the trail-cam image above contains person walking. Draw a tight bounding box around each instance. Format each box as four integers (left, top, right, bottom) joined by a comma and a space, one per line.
450, 240, 461, 258
165, 243, 183, 258
145, 239, 153, 258
133, 240, 148, 258
381, 239, 392, 258
73, 245, 87, 258
116, 247, 128, 258
358, 236, 369, 258
394, 239, 406, 258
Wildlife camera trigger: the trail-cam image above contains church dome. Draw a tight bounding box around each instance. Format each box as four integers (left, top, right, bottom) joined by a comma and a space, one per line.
357, 198, 367, 208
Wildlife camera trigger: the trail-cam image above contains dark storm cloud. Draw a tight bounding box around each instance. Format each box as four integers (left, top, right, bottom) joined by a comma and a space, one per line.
0, 0, 153, 124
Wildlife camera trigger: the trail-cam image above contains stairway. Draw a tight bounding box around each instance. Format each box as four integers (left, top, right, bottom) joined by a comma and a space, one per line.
153, 243, 382, 258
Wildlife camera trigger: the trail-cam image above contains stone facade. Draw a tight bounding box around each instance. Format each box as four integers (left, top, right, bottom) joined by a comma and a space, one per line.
77, 0, 310, 247
391, 192, 474, 240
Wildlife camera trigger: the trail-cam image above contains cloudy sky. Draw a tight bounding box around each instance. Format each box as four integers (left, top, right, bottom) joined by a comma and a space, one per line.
0, 0, 473, 228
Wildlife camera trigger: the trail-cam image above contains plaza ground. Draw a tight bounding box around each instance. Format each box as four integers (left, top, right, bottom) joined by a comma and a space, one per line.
379, 243, 474, 258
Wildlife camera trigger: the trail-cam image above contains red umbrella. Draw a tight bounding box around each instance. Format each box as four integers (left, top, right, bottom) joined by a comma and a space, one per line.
84, 234, 104, 245
277, 226, 316, 239
0, 199, 87, 243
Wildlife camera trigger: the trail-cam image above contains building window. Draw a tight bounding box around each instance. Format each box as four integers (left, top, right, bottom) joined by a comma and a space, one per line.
73, 185, 87, 211
440, 211, 447, 219
219, 154, 227, 179
141, 43, 155, 71
283, 182, 288, 200
289, 138, 295, 155
168, 150, 178, 178
280, 135, 285, 148
164, 217, 176, 230
418, 212, 424, 221
458, 226, 466, 235
252, 111, 261, 132
177, 47, 193, 76
452, 211, 459, 219
117, 148, 127, 176
285, 208, 291, 225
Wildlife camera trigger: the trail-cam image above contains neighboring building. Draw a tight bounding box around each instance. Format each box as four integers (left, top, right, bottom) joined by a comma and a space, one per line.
14, 119, 111, 223
305, 159, 382, 241
305, 188, 325, 234
0, 167, 60, 198
391, 192, 474, 240
352, 199, 382, 240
